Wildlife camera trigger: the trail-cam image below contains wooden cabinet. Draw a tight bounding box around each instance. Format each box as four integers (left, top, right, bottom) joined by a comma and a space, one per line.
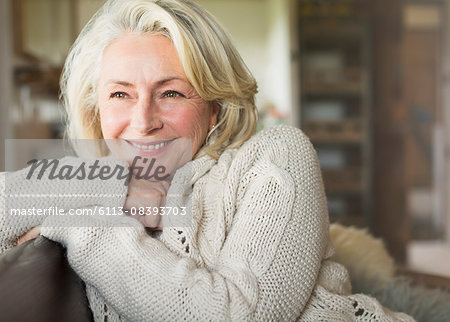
298, 1, 372, 228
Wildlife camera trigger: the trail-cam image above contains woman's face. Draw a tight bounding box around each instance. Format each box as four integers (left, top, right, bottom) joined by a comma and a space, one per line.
97, 33, 218, 163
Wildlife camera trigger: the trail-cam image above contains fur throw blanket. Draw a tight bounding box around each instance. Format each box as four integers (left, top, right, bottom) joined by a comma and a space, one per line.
330, 223, 450, 322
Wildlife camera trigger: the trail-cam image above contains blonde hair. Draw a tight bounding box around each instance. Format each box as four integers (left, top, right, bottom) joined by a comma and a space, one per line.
61, 0, 258, 159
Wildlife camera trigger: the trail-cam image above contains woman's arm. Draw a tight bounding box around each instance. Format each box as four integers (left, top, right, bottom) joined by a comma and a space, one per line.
0, 156, 129, 253
41, 126, 329, 321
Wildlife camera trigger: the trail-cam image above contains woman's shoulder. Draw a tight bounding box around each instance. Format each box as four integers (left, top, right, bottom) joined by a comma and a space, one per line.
243, 124, 315, 156
215, 124, 323, 197
253, 124, 311, 143
232, 124, 317, 168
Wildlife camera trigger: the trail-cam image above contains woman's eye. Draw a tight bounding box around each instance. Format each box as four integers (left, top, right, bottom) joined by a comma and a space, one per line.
110, 92, 128, 99
163, 90, 184, 98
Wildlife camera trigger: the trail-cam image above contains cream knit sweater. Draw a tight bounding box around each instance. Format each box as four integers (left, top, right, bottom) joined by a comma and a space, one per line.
1, 125, 414, 321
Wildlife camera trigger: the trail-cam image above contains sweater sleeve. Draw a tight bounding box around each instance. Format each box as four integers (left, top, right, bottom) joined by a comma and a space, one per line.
40, 126, 329, 321
0, 156, 129, 254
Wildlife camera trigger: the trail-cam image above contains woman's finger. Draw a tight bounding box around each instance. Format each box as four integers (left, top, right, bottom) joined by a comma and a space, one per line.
17, 225, 41, 246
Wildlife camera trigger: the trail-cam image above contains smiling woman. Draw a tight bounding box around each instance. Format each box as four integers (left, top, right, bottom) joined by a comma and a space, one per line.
0, 0, 415, 321
61, 0, 257, 161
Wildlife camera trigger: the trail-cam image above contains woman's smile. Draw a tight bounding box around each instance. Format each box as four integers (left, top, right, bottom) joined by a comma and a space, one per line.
125, 138, 175, 155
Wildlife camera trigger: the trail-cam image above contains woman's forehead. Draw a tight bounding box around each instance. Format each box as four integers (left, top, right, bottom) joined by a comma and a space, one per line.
99, 34, 186, 83
103, 34, 178, 64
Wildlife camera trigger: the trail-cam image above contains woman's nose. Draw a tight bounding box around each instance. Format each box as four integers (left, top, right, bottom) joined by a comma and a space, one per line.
130, 98, 163, 134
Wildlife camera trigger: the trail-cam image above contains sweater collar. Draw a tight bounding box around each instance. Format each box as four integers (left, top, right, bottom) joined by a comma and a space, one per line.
166, 154, 216, 194
190, 155, 216, 185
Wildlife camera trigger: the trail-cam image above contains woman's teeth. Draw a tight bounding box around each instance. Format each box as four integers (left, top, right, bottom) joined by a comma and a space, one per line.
130, 141, 169, 151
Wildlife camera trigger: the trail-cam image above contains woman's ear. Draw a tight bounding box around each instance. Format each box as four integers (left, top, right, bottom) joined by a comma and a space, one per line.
209, 102, 220, 130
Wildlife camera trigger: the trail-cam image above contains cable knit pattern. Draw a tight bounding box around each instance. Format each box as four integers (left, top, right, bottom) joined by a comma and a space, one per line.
1, 125, 414, 321
0, 156, 129, 254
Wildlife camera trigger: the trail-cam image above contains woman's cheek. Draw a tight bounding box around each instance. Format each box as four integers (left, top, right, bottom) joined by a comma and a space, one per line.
174, 107, 211, 152
99, 105, 130, 139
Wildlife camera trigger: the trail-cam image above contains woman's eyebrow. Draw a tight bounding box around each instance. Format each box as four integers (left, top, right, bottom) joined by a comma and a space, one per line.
155, 76, 186, 86
105, 80, 135, 87
105, 77, 186, 87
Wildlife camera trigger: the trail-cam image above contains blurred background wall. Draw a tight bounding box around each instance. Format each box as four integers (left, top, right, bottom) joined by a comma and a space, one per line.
0, 0, 13, 172
444, 0, 450, 243
1, 0, 449, 278
197, 0, 295, 122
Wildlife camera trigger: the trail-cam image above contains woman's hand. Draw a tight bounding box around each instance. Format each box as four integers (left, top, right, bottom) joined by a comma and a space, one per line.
124, 177, 170, 229
16, 178, 168, 244
17, 225, 41, 246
